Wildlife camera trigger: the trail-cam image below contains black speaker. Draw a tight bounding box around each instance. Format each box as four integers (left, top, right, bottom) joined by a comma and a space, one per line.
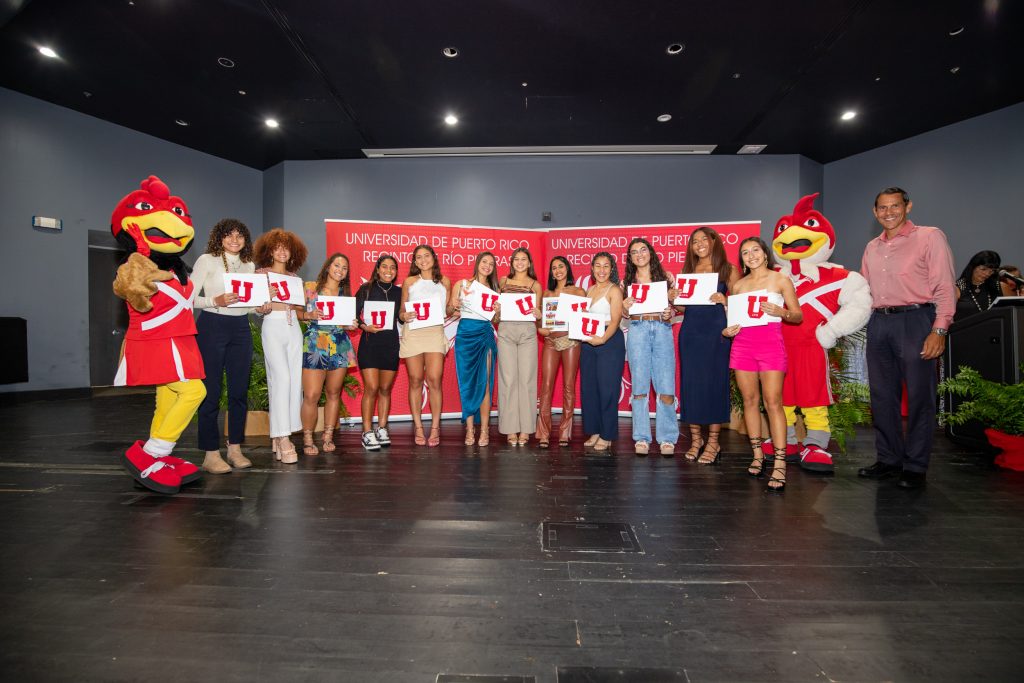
945, 304, 1024, 447
0, 317, 29, 384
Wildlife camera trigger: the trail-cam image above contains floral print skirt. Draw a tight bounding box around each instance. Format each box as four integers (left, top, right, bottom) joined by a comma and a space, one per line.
302, 325, 355, 371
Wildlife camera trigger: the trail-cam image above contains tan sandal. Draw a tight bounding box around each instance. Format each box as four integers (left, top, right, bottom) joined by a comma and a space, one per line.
302, 430, 318, 457
322, 426, 335, 453
277, 437, 298, 464
634, 441, 650, 456
465, 425, 476, 446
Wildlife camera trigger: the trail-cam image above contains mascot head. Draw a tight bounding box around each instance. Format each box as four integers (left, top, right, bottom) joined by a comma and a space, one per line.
111, 175, 194, 283
771, 193, 835, 276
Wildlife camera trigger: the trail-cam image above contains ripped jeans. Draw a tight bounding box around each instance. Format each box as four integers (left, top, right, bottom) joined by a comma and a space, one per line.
626, 320, 679, 445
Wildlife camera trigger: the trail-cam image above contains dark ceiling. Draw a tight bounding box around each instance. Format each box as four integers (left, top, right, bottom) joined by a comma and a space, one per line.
2, 0, 1022, 170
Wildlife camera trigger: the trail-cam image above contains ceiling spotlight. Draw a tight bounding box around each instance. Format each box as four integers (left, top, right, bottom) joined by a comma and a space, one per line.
82, 91, 92, 98
949, 26, 965, 36
442, 47, 459, 58
732, 73, 742, 79
950, 66, 961, 74
238, 90, 247, 96
217, 57, 235, 68
521, 82, 528, 87
656, 114, 672, 123
737, 144, 767, 155
38, 46, 58, 59
666, 43, 685, 55
175, 119, 189, 127
265, 118, 279, 128
444, 114, 458, 126
874, 76, 882, 82
840, 111, 857, 121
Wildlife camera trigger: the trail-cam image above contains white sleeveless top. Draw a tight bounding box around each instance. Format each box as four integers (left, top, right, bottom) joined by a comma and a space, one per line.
590, 285, 613, 315
408, 276, 447, 303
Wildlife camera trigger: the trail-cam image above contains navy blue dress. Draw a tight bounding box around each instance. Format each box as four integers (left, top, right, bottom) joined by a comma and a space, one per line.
678, 281, 732, 424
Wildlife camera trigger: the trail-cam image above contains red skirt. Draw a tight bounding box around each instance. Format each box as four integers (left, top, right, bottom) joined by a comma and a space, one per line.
115, 336, 205, 386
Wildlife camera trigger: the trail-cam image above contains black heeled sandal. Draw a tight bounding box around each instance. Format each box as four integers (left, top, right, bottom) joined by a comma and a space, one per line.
747, 437, 766, 477
697, 433, 721, 465
766, 446, 786, 493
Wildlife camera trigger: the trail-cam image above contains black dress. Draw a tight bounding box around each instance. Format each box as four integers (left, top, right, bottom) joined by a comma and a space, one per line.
355, 281, 401, 371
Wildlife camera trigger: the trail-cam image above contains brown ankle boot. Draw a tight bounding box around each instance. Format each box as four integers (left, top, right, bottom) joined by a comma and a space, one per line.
202, 451, 232, 474
225, 444, 252, 469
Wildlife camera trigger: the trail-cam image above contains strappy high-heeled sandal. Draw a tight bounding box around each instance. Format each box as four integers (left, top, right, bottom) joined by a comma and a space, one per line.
322, 426, 335, 453
684, 434, 705, 461
697, 432, 721, 465
302, 430, 318, 456
414, 424, 426, 446
583, 434, 600, 448
747, 437, 765, 477
428, 425, 441, 447
478, 426, 490, 447
465, 425, 476, 446
767, 446, 786, 493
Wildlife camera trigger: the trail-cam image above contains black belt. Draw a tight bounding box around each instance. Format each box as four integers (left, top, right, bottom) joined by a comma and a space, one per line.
874, 303, 934, 314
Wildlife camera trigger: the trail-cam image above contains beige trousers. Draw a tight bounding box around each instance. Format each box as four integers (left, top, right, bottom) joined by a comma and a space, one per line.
497, 322, 538, 435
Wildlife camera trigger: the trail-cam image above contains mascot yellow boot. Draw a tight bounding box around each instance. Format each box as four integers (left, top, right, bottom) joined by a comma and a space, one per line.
771, 193, 871, 473
111, 176, 206, 494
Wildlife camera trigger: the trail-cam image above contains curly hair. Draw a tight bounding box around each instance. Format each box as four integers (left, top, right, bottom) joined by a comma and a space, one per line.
408, 244, 443, 283
737, 236, 777, 276
546, 256, 576, 291
253, 228, 308, 272
591, 251, 620, 284
314, 253, 352, 296
623, 237, 670, 287
204, 218, 253, 263
682, 227, 734, 282
507, 247, 538, 281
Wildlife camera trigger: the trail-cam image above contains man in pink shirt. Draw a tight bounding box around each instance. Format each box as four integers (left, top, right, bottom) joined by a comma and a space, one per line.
858, 187, 956, 489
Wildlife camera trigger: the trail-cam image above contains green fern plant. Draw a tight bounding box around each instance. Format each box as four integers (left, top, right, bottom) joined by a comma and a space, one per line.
939, 366, 1024, 436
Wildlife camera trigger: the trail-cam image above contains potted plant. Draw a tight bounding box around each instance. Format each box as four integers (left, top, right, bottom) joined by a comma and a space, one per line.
939, 366, 1024, 471
221, 319, 361, 435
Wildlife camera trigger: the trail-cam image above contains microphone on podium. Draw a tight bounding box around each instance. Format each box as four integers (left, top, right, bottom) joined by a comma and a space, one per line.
998, 269, 1024, 286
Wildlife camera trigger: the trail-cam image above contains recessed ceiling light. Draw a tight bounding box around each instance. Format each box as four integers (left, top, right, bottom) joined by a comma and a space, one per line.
841, 111, 857, 121
656, 114, 672, 123
950, 66, 961, 74
238, 90, 246, 96
175, 119, 189, 127
265, 118, 279, 128
38, 46, 58, 59
82, 91, 92, 98
737, 144, 767, 155
217, 57, 235, 68
442, 47, 459, 58
874, 76, 882, 82
732, 73, 742, 79
666, 43, 685, 55
521, 82, 528, 87
444, 114, 458, 126
949, 26, 965, 36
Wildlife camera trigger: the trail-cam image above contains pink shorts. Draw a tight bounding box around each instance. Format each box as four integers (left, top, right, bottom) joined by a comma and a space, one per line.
730, 323, 787, 373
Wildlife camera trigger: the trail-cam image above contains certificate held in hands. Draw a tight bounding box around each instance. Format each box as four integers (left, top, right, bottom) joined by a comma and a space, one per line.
405, 297, 444, 330
267, 273, 304, 306
555, 293, 590, 322
626, 280, 668, 315
316, 295, 357, 326
498, 292, 537, 322
674, 273, 718, 305
727, 289, 783, 328
222, 273, 270, 308
463, 280, 499, 320
362, 301, 394, 331
567, 311, 610, 341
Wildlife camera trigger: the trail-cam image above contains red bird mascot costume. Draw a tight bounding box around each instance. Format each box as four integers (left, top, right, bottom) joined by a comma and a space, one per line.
111, 176, 206, 494
771, 193, 871, 473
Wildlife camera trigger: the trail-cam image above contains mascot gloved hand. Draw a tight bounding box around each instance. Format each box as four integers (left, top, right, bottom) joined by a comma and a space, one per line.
111, 176, 206, 494
770, 193, 871, 473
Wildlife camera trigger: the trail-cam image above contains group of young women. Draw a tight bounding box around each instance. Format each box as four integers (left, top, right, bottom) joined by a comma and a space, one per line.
192, 222, 804, 492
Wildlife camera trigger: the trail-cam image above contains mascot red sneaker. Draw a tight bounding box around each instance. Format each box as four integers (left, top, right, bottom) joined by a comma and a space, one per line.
771, 193, 871, 473
111, 176, 206, 493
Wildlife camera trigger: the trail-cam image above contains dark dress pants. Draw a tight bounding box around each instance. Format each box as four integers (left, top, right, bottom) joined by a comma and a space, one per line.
580, 329, 626, 441
196, 312, 253, 451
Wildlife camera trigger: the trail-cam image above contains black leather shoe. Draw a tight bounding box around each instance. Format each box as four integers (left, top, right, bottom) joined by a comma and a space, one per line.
897, 470, 926, 489
857, 461, 901, 479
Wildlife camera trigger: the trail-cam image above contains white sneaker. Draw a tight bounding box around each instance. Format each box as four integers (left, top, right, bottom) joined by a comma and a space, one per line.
361, 431, 381, 451
375, 426, 391, 446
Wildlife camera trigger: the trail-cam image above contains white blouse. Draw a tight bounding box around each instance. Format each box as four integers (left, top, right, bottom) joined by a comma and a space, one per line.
192, 252, 256, 316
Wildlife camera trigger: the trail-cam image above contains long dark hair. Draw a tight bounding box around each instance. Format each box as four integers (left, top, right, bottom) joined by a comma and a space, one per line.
472, 251, 500, 291
623, 237, 670, 287
507, 247, 538, 281
315, 253, 352, 296
547, 256, 576, 291
205, 218, 253, 263
682, 227, 733, 282
737, 237, 777, 276
591, 251, 620, 284
356, 253, 398, 297
409, 244, 443, 283
958, 250, 1001, 301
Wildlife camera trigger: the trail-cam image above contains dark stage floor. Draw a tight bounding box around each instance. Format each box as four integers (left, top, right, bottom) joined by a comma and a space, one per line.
2, 392, 1023, 682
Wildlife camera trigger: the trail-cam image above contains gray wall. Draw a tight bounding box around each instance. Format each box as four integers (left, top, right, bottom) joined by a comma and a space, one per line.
267, 154, 816, 277
0, 87, 263, 392
824, 101, 1024, 271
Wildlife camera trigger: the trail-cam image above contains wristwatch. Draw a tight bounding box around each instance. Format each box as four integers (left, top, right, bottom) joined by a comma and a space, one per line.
933, 328, 948, 337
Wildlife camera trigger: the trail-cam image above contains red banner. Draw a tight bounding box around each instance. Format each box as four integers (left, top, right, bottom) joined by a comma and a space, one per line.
325, 219, 759, 420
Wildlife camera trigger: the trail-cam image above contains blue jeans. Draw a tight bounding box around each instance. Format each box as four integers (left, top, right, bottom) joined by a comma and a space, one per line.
627, 320, 679, 445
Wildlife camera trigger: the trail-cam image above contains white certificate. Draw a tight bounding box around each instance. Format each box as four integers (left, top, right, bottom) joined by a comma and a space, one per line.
567, 311, 610, 341
361, 301, 394, 331
555, 293, 591, 322
405, 296, 444, 330
499, 292, 538, 322
267, 273, 304, 306
463, 280, 499, 321
222, 273, 270, 308
542, 297, 564, 331
674, 273, 719, 306
727, 290, 784, 328
315, 295, 356, 326
625, 280, 668, 315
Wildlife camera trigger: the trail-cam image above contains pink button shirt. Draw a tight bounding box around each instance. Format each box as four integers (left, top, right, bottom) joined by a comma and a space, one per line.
860, 220, 956, 329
